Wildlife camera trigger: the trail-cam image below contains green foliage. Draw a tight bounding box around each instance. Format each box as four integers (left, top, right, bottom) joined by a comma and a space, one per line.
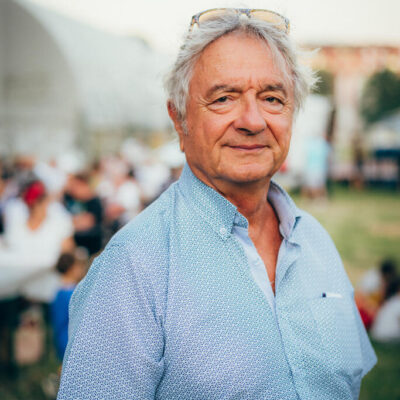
311, 70, 334, 96
360, 69, 400, 124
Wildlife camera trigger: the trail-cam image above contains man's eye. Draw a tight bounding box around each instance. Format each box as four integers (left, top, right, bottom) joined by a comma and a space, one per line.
265, 96, 281, 104
215, 96, 228, 103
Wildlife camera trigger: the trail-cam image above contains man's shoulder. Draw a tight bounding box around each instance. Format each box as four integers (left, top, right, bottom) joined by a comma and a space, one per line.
294, 207, 351, 283
103, 185, 177, 261
296, 208, 330, 235
269, 181, 334, 245
293, 206, 342, 257
290, 203, 330, 237
74, 187, 178, 310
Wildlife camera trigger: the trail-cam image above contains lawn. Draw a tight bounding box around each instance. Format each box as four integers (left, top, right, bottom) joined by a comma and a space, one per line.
0, 350, 60, 400
1, 186, 399, 399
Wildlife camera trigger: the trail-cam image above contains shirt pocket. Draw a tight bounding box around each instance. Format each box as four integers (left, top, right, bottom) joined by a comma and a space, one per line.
308, 294, 363, 379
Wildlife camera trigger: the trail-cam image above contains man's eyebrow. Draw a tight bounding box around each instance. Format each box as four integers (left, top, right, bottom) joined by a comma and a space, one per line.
205, 83, 288, 98
261, 83, 287, 96
205, 84, 241, 98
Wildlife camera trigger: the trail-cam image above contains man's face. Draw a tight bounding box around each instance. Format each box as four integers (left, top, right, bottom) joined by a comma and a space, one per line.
169, 32, 295, 190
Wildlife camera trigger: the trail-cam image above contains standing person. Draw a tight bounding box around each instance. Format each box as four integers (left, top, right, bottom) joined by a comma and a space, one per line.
302, 134, 331, 199
63, 173, 103, 256
58, 9, 376, 400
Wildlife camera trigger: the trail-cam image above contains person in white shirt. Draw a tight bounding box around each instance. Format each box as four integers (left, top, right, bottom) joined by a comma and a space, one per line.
0, 180, 74, 301
371, 278, 400, 342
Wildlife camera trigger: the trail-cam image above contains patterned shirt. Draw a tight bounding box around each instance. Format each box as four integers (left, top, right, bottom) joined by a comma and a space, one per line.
58, 164, 376, 400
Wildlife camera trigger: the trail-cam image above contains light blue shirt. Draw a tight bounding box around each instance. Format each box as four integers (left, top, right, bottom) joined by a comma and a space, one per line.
58, 164, 376, 400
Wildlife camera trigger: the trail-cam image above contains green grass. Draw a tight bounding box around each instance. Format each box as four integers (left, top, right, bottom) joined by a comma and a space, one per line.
0, 349, 60, 400
360, 341, 400, 400
1, 186, 399, 399
293, 186, 400, 284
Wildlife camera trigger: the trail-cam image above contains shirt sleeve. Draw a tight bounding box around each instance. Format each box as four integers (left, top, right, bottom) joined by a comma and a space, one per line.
57, 243, 165, 400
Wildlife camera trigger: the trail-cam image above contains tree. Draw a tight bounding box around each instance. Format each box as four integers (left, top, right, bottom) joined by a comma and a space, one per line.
360, 69, 400, 124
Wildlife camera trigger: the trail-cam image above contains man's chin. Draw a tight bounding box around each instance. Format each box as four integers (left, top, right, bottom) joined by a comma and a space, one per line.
221, 168, 273, 185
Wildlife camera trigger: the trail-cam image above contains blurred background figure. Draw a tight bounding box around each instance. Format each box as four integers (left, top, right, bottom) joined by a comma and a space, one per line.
104, 167, 142, 230
94, 156, 143, 240
63, 173, 103, 256
1, 156, 36, 236
153, 140, 185, 196
0, 160, 18, 234
33, 159, 67, 199
302, 133, 331, 199
370, 276, 400, 342
352, 136, 365, 190
356, 259, 399, 331
50, 250, 87, 361
0, 180, 74, 302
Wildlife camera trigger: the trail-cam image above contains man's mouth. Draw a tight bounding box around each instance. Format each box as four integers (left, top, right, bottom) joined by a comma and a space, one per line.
228, 144, 267, 151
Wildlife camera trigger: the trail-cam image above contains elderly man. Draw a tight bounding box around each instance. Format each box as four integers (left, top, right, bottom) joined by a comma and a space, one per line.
58, 9, 376, 400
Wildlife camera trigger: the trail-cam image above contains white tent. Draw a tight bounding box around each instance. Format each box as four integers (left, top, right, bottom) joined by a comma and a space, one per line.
0, 0, 170, 158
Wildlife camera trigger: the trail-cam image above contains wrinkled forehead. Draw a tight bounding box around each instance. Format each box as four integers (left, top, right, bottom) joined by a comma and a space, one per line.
190, 31, 293, 93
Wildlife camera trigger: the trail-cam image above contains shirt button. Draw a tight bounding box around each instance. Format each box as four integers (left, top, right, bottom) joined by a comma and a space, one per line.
220, 227, 227, 235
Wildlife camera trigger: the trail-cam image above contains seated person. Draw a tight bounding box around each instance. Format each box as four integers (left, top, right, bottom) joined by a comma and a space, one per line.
371, 278, 400, 342
355, 259, 398, 330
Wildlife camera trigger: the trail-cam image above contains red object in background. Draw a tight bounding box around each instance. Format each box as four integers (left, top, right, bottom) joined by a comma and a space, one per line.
23, 181, 46, 208
358, 305, 374, 330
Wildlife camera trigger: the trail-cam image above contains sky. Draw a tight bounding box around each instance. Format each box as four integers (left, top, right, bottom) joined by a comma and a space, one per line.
30, 0, 400, 55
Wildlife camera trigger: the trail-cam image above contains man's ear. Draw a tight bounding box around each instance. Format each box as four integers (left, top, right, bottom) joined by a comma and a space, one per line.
167, 101, 185, 152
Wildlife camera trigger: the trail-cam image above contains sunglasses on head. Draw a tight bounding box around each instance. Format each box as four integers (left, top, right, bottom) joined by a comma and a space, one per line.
189, 8, 290, 34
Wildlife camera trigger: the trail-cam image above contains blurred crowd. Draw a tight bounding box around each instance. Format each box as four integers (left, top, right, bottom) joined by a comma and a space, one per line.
0, 147, 183, 377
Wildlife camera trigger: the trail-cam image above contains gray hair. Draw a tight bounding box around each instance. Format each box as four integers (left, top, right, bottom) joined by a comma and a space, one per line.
165, 11, 317, 123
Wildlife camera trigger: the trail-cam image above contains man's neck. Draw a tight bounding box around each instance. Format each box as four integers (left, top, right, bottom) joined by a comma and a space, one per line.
210, 177, 273, 231
215, 177, 282, 294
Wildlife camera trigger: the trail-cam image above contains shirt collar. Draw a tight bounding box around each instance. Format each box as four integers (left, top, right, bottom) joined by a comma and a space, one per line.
267, 181, 302, 239
178, 164, 246, 240
177, 164, 301, 240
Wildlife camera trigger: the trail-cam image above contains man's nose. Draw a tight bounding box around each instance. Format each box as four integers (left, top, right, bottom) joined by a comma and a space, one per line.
233, 97, 267, 135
